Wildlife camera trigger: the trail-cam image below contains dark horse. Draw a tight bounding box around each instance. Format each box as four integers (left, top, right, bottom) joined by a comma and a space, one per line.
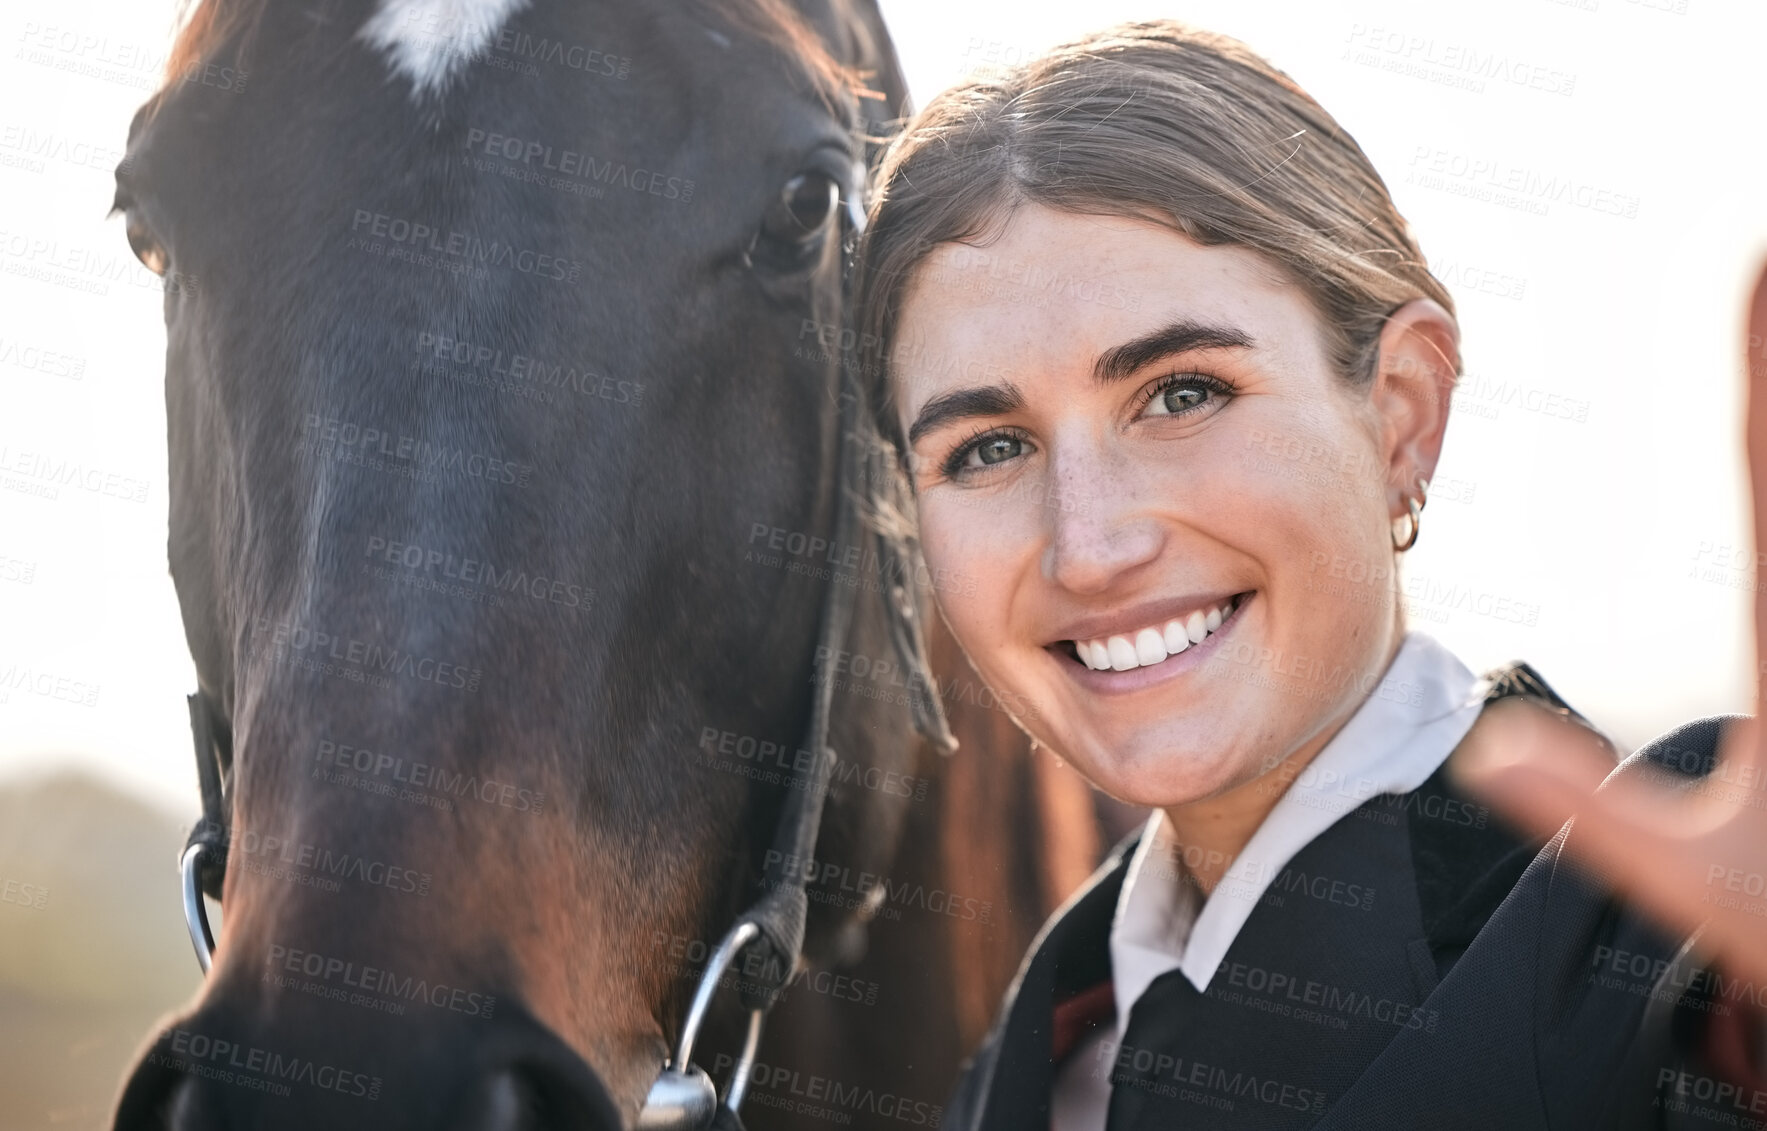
108, 1, 1105, 1127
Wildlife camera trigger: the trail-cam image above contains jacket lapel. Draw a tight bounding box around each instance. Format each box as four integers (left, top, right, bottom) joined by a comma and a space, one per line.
961, 833, 1137, 1131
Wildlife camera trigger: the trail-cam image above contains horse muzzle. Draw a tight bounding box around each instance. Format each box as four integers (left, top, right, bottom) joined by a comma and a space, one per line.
112, 999, 622, 1130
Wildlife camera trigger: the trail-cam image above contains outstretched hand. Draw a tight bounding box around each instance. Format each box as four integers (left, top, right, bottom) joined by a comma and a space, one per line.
1454, 262, 1767, 989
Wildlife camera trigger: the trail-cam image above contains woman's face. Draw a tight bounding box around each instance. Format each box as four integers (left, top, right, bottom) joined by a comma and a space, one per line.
893, 205, 1433, 808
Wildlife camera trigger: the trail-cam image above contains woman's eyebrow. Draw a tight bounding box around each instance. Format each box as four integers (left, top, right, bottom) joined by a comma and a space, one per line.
1092, 318, 1256, 384
907, 383, 1026, 446
904, 319, 1252, 446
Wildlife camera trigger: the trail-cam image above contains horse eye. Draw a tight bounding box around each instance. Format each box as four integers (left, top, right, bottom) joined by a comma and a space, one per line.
126, 217, 167, 276
760, 172, 840, 245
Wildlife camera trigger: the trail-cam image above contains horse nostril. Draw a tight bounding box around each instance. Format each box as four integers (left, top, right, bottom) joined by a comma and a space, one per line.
470, 1065, 621, 1131
113, 1051, 199, 1131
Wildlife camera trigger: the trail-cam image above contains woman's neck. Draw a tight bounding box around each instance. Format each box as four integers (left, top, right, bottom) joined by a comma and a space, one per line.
1162, 627, 1407, 897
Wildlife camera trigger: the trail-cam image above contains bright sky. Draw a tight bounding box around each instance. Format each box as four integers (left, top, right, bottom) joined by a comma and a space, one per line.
2, 0, 1763, 818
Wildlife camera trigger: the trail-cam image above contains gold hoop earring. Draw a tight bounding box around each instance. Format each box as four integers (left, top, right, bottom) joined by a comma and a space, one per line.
1392, 478, 1428, 552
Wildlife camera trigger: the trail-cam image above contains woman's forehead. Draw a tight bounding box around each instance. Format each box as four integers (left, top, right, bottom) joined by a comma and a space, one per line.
892, 205, 1318, 396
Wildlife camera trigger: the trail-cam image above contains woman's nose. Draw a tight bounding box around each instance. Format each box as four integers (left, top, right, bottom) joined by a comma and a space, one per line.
1039, 451, 1166, 593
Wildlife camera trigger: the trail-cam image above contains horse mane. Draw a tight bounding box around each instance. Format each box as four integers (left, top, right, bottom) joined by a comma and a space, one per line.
924, 616, 1106, 1046
161, 0, 861, 108
164, 0, 264, 85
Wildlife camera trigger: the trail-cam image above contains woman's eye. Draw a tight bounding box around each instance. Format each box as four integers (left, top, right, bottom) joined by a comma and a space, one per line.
1142, 373, 1228, 418
970, 435, 1022, 466
941, 428, 1033, 478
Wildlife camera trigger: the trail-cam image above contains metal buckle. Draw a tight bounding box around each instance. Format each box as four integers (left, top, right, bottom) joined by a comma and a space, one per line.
181, 842, 217, 974
637, 920, 767, 1130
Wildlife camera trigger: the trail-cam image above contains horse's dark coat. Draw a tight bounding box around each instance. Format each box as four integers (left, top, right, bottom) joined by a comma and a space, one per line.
110, 1, 943, 1126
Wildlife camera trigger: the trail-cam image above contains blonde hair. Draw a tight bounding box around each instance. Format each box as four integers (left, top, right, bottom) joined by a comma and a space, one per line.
854, 19, 1457, 446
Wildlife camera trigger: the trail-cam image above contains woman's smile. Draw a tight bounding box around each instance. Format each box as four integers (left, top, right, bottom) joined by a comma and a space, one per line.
1047, 590, 1255, 694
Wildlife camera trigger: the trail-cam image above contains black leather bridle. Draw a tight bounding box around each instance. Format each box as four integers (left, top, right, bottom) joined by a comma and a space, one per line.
174, 186, 955, 1131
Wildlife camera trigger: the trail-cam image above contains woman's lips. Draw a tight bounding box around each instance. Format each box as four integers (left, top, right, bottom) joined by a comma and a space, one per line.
1049, 591, 1253, 694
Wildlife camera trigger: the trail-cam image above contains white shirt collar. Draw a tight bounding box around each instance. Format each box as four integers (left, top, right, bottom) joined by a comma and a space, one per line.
1108, 630, 1488, 1037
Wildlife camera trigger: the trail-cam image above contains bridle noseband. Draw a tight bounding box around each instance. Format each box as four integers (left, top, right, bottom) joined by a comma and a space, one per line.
175, 190, 953, 1131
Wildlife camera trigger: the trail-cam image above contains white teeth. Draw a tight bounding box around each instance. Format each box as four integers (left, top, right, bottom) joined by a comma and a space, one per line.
1074, 598, 1241, 674
1134, 628, 1167, 666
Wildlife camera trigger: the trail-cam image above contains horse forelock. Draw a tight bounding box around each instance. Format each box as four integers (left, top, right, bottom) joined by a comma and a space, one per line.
162, 0, 866, 110
358, 0, 536, 98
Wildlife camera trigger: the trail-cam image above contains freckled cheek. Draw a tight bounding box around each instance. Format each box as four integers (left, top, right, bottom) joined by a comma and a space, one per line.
1223, 435, 1393, 652
917, 498, 1036, 654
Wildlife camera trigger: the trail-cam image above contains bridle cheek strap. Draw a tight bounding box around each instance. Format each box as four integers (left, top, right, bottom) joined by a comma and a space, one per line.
181, 691, 231, 973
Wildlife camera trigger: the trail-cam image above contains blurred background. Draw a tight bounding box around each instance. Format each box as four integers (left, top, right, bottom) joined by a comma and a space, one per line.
2, 0, 1763, 1126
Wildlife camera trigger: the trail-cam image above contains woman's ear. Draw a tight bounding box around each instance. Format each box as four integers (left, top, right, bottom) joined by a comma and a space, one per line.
1369, 299, 1461, 518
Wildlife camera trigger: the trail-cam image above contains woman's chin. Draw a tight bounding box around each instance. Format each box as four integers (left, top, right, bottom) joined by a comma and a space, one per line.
1076, 741, 1248, 811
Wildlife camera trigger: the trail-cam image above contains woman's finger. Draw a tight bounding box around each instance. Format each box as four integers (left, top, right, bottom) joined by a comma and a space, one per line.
1743, 261, 1767, 759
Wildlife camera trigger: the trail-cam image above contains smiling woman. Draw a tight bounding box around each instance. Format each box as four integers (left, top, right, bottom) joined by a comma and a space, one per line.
856, 19, 1767, 1131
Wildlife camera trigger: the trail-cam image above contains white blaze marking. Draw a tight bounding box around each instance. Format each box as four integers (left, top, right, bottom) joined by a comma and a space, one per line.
358, 0, 532, 98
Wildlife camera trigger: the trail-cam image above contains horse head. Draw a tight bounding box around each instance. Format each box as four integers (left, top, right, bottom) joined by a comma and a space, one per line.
109, 1, 950, 1125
